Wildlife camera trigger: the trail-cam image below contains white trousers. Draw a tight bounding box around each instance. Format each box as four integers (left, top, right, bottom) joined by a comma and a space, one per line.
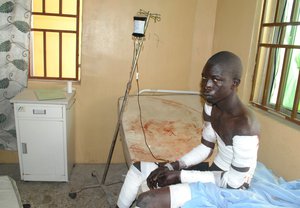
117, 162, 192, 208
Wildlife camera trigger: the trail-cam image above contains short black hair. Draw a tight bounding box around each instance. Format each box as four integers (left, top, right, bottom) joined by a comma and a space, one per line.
207, 51, 242, 80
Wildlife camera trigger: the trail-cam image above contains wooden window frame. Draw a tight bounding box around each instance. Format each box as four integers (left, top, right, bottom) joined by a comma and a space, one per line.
29, 0, 81, 81
251, 0, 300, 125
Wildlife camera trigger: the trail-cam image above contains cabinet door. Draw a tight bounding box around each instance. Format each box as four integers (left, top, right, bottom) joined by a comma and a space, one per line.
18, 119, 65, 178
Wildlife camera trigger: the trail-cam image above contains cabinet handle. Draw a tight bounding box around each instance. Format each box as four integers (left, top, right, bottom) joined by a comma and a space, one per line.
22, 143, 27, 154
33, 109, 46, 115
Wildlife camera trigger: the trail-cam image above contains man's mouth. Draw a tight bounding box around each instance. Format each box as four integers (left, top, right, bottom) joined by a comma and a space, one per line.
202, 91, 212, 97
201, 92, 214, 100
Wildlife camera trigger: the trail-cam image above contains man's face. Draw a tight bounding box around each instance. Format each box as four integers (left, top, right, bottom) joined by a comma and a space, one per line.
200, 63, 234, 104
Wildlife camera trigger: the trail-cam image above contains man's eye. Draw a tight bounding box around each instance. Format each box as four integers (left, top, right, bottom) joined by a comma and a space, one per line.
202, 77, 207, 80
213, 78, 221, 82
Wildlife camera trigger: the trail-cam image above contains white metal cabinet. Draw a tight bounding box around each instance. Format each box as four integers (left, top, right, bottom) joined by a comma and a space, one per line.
11, 89, 75, 182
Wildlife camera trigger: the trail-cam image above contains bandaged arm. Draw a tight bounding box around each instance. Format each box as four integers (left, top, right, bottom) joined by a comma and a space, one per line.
219, 135, 259, 188
178, 122, 216, 168
177, 120, 217, 184
180, 135, 259, 189
178, 102, 216, 169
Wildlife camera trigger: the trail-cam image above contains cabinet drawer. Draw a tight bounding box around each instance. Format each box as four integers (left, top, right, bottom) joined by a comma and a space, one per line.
15, 104, 63, 119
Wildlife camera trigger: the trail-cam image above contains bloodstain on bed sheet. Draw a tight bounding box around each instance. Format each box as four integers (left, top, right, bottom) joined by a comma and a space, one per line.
121, 95, 203, 163
126, 118, 201, 162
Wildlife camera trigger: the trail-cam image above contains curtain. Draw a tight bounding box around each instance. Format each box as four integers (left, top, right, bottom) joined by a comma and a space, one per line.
0, 0, 31, 150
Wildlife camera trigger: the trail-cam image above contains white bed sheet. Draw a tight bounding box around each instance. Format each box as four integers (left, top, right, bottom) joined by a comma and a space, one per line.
0, 176, 22, 208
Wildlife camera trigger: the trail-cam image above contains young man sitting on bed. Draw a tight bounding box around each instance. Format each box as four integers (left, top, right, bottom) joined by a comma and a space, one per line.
116, 51, 260, 208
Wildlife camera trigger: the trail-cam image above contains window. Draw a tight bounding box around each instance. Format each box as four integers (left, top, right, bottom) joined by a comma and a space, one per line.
30, 0, 82, 81
251, 0, 300, 125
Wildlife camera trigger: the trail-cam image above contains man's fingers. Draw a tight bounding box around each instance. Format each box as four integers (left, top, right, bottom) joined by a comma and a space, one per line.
146, 167, 170, 189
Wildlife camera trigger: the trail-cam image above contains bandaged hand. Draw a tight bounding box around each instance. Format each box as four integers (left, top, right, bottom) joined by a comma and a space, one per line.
147, 166, 181, 189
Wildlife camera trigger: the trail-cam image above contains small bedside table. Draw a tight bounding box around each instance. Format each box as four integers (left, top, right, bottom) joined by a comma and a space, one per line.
11, 88, 75, 182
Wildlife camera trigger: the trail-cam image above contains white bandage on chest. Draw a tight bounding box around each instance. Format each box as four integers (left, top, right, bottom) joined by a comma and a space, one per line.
204, 103, 212, 116
202, 121, 218, 141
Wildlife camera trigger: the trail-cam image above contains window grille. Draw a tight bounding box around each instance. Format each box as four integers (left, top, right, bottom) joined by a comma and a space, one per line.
251, 0, 300, 125
29, 0, 81, 81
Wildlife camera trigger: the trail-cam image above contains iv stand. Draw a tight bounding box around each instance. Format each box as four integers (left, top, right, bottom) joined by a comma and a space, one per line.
68, 10, 161, 201
101, 9, 161, 184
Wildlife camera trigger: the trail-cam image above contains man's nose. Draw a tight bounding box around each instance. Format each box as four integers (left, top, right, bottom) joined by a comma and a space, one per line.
205, 79, 213, 88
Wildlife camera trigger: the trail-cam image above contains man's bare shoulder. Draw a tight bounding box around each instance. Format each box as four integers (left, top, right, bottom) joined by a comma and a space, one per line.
230, 107, 260, 136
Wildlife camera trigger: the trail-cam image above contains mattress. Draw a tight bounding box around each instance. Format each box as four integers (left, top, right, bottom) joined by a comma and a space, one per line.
120, 93, 203, 165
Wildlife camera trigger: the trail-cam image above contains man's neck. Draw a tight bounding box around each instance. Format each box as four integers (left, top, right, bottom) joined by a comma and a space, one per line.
214, 93, 243, 116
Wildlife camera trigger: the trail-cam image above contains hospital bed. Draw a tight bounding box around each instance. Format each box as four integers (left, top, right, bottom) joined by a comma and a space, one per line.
119, 89, 300, 207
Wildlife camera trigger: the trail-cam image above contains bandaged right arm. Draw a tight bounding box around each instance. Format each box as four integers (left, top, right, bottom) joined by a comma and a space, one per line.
176, 129, 216, 184
178, 142, 213, 168
178, 119, 217, 169
173, 102, 216, 170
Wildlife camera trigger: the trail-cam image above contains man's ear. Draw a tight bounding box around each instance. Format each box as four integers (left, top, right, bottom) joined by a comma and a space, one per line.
233, 79, 240, 87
